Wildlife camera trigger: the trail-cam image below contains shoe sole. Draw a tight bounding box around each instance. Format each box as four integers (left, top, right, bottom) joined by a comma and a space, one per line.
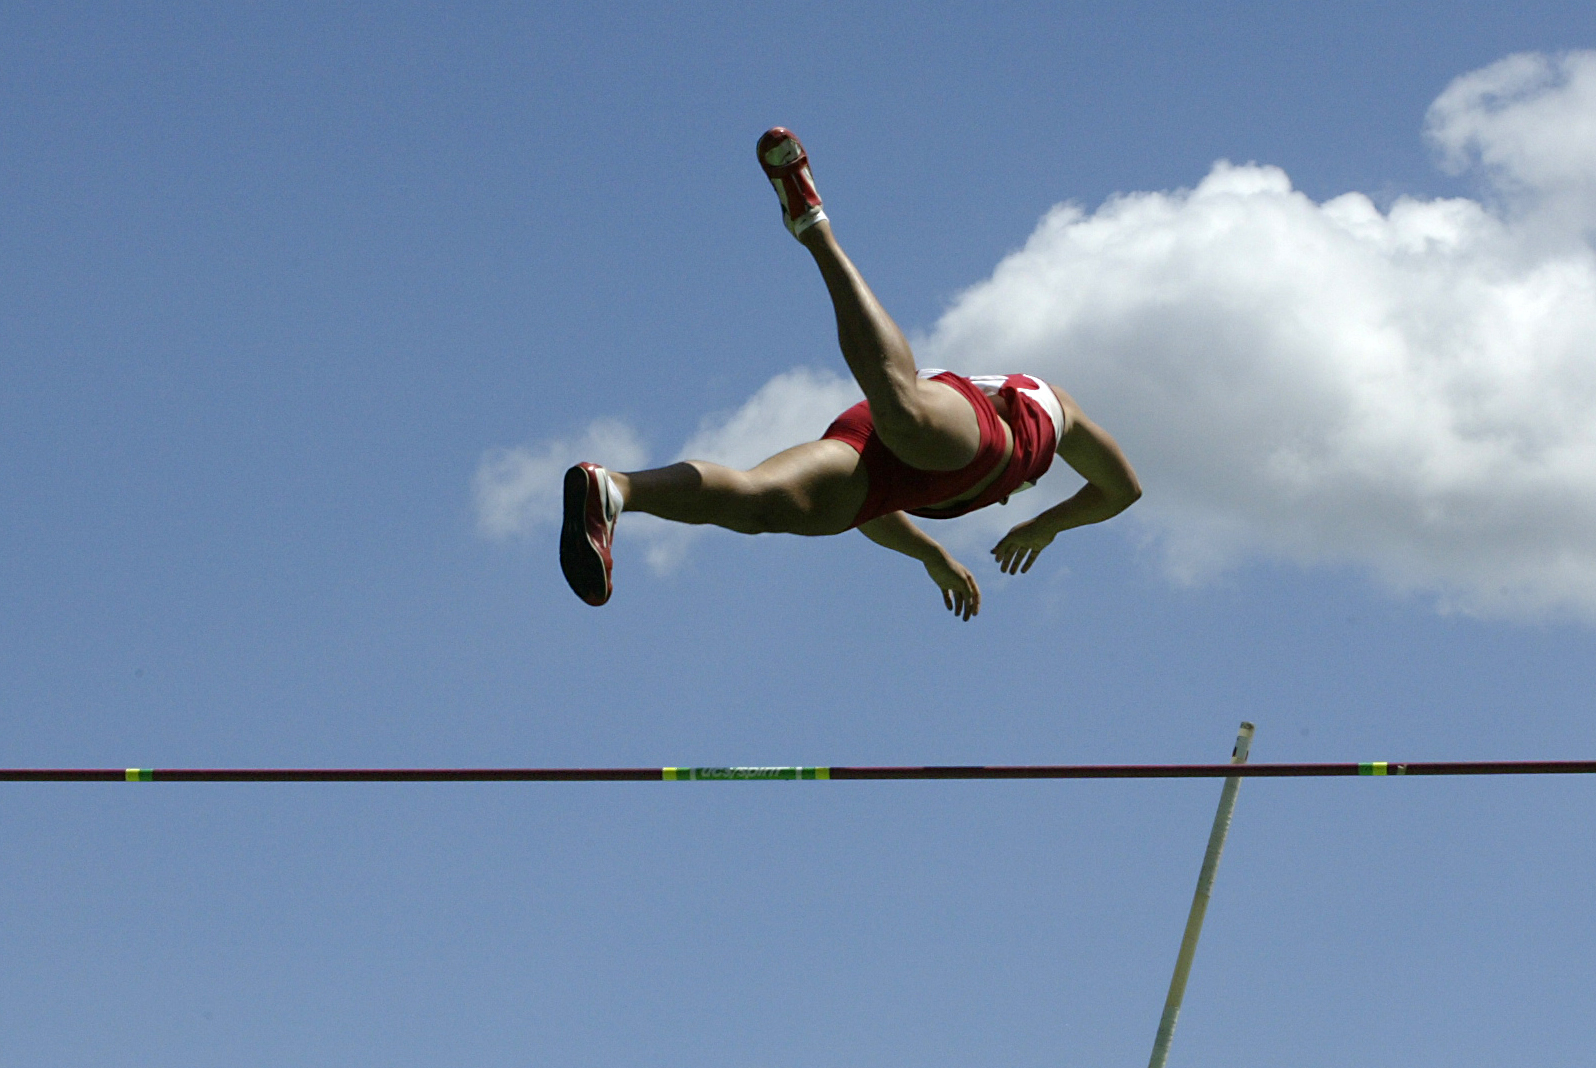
559, 466, 610, 605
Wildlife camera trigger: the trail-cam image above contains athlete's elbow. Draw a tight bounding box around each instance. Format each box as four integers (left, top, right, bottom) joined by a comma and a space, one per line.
1107, 474, 1142, 512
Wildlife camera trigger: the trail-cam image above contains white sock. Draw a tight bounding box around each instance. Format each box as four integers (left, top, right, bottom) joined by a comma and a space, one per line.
597, 466, 624, 519
790, 205, 827, 236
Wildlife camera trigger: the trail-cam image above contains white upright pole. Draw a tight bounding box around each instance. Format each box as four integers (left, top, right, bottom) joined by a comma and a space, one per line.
1147, 722, 1254, 1068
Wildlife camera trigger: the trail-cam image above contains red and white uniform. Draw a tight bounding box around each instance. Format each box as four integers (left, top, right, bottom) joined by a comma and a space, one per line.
821, 370, 1065, 528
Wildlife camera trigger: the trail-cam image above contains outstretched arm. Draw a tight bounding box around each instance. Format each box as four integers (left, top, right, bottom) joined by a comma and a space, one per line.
991, 386, 1142, 575
858, 511, 981, 620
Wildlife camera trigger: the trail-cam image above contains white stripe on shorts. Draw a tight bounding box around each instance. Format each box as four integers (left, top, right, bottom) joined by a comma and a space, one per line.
918, 369, 1064, 448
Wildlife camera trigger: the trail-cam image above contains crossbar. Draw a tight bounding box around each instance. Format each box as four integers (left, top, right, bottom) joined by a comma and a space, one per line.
3, 760, 1595, 782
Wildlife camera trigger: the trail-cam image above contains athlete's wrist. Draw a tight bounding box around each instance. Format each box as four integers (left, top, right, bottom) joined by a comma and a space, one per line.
1025, 511, 1069, 540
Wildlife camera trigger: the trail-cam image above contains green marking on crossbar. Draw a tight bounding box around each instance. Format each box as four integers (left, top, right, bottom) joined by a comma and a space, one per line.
662, 767, 830, 781
125, 768, 153, 782
1358, 762, 1407, 776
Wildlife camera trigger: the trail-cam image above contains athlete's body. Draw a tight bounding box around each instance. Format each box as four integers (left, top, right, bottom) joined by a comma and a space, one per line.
561, 128, 1140, 619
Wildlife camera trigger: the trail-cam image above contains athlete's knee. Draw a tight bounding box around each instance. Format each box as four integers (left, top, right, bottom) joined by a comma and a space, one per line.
733, 479, 807, 535
691, 468, 781, 534
745, 492, 803, 534
861, 371, 922, 426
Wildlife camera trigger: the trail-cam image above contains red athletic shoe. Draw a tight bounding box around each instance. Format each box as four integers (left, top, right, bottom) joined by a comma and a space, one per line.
560, 462, 622, 606
757, 127, 827, 238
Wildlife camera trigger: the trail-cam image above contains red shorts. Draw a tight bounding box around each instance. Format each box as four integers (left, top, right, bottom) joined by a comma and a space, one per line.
822, 372, 1025, 528
823, 371, 1061, 528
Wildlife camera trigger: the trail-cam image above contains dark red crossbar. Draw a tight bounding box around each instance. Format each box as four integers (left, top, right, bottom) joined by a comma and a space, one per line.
3, 760, 1596, 783
833, 760, 1596, 779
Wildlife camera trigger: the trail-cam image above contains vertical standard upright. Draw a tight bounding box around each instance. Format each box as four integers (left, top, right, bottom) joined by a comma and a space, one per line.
1147, 721, 1255, 1068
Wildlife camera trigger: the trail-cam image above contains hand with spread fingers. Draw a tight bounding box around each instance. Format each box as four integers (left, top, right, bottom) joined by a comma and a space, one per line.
991, 518, 1056, 575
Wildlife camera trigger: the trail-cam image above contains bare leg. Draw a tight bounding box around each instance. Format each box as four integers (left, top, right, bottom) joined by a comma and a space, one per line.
798, 219, 981, 471
613, 439, 867, 536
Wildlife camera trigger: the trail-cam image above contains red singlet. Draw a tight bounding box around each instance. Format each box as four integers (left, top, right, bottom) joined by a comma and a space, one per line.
821, 371, 1059, 529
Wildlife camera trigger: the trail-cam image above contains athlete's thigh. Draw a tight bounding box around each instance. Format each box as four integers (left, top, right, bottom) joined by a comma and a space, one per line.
745, 439, 868, 535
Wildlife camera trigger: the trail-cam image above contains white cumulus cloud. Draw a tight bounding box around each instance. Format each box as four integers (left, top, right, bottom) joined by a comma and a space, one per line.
1427, 51, 1596, 235
478, 52, 1596, 619
920, 50, 1596, 618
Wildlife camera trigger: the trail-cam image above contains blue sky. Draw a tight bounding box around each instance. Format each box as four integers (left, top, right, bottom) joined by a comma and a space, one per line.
5, 3, 1596, 1065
